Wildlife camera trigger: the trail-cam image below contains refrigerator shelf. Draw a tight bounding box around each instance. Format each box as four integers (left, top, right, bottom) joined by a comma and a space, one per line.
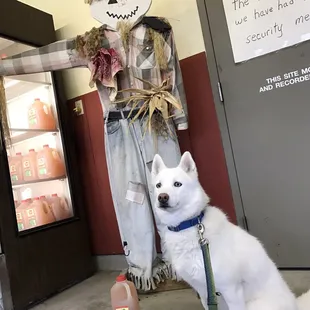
5, 78, 51, 103
9, 128, 59, 145
12, 176, 67, 189
5, 73, 51, 86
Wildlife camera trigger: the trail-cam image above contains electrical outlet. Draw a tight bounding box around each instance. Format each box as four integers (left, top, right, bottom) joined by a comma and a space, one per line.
74, 100, 84, 116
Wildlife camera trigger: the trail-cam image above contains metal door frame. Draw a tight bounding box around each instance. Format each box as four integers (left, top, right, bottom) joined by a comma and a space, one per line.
196, 0, 247, 228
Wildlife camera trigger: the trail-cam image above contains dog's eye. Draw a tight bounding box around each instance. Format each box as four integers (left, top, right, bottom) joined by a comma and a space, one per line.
174, 182, 182, 187
156, 183, 162, 188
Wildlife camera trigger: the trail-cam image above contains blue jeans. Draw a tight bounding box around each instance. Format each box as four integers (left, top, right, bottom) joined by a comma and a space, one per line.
104, 116, 181, 290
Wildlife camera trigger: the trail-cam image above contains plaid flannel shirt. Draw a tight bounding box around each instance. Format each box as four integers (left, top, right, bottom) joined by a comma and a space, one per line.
0, 20, 188, 130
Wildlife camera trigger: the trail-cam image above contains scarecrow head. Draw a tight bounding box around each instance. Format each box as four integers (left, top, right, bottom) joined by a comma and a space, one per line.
87, 0, 152, 29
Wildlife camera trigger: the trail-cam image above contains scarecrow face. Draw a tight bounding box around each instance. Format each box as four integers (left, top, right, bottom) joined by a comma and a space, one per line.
90, 0, 152, 29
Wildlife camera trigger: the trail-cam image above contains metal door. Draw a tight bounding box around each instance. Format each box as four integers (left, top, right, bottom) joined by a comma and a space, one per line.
198, 0, 310, 267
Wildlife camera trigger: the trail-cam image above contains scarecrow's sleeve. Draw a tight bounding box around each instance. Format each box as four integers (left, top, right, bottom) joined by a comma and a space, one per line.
165, 31, 188, 131
0, 38, 87, 76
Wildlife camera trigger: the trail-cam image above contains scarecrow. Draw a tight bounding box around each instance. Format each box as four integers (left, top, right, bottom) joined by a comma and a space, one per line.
0, 0, 188, 291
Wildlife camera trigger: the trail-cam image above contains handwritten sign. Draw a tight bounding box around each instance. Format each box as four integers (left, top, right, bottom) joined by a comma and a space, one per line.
259, 65, 310, 93
222, 0, 310, 63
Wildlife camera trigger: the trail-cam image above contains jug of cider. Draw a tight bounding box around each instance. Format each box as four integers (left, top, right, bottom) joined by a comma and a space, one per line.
39, 195, 47, 201
28, 98, 56, 130
40, 195, 54, 216
111, 275, 140, 310
24, 197, 56, 229
16, 199, 32, 231
39, 195, 48, 205
49, 194, 72, 221
22, 149, 38, 181
37, 145, 65, 179
9, 153, 23, 184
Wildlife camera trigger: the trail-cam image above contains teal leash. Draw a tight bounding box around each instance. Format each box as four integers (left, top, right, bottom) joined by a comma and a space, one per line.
197, 221, 218, 310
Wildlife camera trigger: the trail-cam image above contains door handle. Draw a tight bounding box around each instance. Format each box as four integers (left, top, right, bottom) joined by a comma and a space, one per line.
217, 81, 224, 103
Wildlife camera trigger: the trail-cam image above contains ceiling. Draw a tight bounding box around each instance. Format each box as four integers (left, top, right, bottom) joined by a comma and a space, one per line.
18, 0, 84, 30
0, 37, 14, 53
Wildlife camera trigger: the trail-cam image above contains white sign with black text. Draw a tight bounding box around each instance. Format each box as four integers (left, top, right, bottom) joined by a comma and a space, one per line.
222, 0, 310, 63
259, 65, 310, 93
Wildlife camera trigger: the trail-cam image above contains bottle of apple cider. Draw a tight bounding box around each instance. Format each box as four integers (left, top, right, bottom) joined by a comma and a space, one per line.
111, 275, 140, 310
28, 98, 56, 130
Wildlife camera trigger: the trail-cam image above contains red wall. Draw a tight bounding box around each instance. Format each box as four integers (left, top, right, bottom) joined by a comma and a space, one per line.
68, 52, 236, 255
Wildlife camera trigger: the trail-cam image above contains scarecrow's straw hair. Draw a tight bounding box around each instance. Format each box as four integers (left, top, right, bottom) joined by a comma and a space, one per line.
117, 21, 133, 52
75, 27, 105, 59
147, 28, 168, 70
85, 0, 96, 4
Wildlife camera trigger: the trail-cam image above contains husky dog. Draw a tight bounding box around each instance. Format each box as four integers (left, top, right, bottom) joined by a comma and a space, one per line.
151, 151, 310, 310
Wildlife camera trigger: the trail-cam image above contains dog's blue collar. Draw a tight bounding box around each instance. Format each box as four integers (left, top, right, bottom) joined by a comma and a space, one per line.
168, 211, 205, 232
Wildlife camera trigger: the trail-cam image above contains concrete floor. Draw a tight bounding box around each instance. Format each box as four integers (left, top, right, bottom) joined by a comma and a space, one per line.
32, 271, 310, 310
32, 271, 203, 310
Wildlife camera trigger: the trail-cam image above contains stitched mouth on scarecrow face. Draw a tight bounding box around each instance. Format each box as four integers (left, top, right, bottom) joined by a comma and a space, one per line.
106, 5, 139, 20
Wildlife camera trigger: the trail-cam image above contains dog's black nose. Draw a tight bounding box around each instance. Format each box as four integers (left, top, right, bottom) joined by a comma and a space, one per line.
158, 193, 169, 204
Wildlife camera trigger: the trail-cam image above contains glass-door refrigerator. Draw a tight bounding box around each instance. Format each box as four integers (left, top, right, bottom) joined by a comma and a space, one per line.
0, 38, 74, 230
4, 42, 74, 232
0, 1, 94, 309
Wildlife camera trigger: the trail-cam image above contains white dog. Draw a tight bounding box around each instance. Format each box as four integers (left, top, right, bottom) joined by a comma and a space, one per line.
151, 151, 310, 310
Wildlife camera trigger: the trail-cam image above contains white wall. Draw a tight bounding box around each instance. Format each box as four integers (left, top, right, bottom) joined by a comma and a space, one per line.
19, 0, 205, 99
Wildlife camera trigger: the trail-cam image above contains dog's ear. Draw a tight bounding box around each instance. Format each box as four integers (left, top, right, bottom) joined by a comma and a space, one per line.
179, 152, 197, 177
152, 154, 166, 177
